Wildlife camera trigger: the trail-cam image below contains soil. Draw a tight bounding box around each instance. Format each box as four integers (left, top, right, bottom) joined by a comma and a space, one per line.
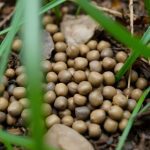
0, 0, 150, 150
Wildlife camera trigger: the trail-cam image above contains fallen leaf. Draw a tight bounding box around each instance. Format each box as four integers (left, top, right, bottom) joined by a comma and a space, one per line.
43, 30, 54, 60
61, 15, 102, 46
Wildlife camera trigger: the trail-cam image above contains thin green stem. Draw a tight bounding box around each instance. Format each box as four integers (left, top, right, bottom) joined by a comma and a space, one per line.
116, 52, 139, 81
139, 103, 150, 114
54, 5, 61, 23
76, 6, 81, 15
116, 87, 150, 150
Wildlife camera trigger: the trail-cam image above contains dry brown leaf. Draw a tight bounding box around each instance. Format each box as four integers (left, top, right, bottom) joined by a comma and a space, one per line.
43, 30, 54, 60
61, 15, 102, 46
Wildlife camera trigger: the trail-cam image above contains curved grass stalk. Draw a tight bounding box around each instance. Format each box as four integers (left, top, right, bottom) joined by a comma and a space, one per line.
0, 130, 33, 149
0, 0, 66, 35
116, 87, 150, 150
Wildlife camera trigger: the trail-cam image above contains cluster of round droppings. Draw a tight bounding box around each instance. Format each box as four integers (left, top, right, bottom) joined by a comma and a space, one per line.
7, 21, 148, 140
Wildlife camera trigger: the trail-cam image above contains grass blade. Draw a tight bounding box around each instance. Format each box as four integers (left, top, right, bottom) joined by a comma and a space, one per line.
3, 141, 13, 150
39, 0, 66, 14
0, 130, 33, 149
23, 0, 45, 150
141, 26, 150, 44
145, 0, 150, 16
0, 0, 23, 81
0, 0, 66, 35
116, 26, 150, 81
115, 52, 139, 81
116, 87, 150, 150
138, 102, 150, 114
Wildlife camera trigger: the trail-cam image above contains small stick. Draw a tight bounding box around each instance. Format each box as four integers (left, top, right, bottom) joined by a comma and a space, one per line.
0, 10, 14, 28
129, 0, 134, 35
96, 6, 123, 18
0, 2, 4, 10
127, 0, 134, 94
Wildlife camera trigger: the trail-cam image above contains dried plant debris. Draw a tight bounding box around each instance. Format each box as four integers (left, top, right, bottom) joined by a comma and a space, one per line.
43, 30, 54, 60
61, 15, 102, 46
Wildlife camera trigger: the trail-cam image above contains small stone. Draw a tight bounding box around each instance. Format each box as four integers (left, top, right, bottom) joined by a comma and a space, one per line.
45, 124, 94, 150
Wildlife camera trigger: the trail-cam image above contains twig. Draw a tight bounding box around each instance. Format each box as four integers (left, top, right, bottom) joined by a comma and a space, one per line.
127, 0, 134, 94
91, 1, 122, 18
0, 10, 14, 28
96, 6, 123, 18
0, 2, 4, 10
129, 0, 134, 35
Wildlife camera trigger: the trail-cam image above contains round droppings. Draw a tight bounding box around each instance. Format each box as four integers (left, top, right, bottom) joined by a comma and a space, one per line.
8, 101, 23, 117
13, 87, 26, 99
90, 109, 106, 124
55, 83, 68, 96
45, 114, 60, 128
104, 118, 118, 133
78, 81, 92, 95
54, 96, 68, 110
113, 94, 128, 108
108, 105, 123, 120
102, 86, 117, 99
72, 120, 87, 134
62, 115, 74, 127
0, 97, 8, 111
88, 123, 101, 138
103, 71, 115, 85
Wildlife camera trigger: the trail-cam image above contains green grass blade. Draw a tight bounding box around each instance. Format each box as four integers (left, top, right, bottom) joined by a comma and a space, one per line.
115, 52, 139, 81
138, 102, 150, 114
116, 87, 150, 150
39, 0, 66, 14
3, 141, 13, 150
0, 0, 23, 81
141, 26, 150, 44
76, 0, 150, 58
0, 28, 10, 35
0, 130, 33, 149
23, 0, 45, 150
0, 0, 66, 36
116, 26, 150, 81
145, 0, 150, 16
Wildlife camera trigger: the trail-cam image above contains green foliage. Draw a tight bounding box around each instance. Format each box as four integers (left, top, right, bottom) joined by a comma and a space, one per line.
145, 0, 150, 16
116, 87, 150, 150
